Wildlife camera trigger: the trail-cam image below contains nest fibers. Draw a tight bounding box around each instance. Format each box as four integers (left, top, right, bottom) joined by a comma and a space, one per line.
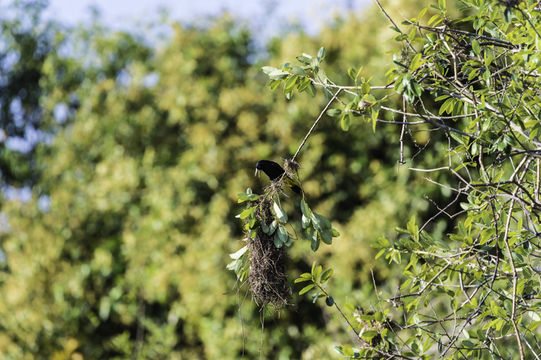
246, 196, 291, 308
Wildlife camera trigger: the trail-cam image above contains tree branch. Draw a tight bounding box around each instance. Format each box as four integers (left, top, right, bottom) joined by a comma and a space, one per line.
292, 89, 342, 161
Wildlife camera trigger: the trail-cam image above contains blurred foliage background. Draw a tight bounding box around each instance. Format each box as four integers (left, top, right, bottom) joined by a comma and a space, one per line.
0, 0, 463, 358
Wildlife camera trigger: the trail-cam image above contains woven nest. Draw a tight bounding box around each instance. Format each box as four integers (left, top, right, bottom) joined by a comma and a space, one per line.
246, 197, 291, 308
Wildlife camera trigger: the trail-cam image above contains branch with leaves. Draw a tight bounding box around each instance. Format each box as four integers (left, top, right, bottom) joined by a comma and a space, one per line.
244, 0, 541, 358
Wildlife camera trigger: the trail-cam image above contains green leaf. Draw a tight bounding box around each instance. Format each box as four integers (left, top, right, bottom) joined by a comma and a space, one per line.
342, 346, 355, 356
472, 39, 481, 56
285, 75, 298, 90
269, 79, 281, 90
310, 213, 321, 231
284, 235, 292, 247
297, 77, 310, 92
418, 7, 427, 19
340, 113, 351, 131
268, 220, 278, 235
347, 67, 355, 80
268, 69, 288, 80
277, 225, 289, 243
248, 214, 256, 228
312, 264, 322, 280
434, 94, 449, 102
273, 201, 288, 223
362, 93, 376, 104
306, 83, 316, 97
320, 229, 332, 244
229, 245, 248, 260
427, 14, 441, 26
317, 47, 326, 62
528, 320, 541, 332
296, 54, 311, 64
375, 248, 386, 259
301, 213, 311, 229
326, 108, 342, 117
334, 346, 344, 355
371, 108, 379, 133
412, 81, 422, 97
449, 131, 465, 145
361, 81, 370, 94
410, 53, 423, 71
438, 0, 446, 10
311, 236, 320, 251
504, 7, 512, 23
249, 228, 257, 238
237, 193, 260, 203
311, 212, 331, 231
408, 27, 417, 42
331, 228, 340, 237
294, 273, 312, 283
291, 66, 306, 76
226, 259, 238, 271
394, 74, 406, 93
261, 66, 277, 75
238, 207, 253, 219
307, 227, 319, 251
299, 283, 315, 295
273, 233, 283, 248
300, 198, 311, 217
362, 330, 379, 341
321, 268, 333, 281
394, 34, 408, 42
407, 216, 418, 235
261, 221, 269, 234
439, 98, 454, 115
468, 68, 480, 81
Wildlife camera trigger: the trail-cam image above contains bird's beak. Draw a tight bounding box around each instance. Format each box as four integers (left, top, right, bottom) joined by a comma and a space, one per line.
255, 168, 260, 177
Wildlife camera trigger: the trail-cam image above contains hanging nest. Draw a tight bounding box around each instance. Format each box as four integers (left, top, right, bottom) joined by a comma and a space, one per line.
246, 196, 291, 308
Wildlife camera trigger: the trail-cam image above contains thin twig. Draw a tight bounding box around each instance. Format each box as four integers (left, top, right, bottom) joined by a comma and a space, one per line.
373, 0, 416, 52
380, 105, 475, 120
399, 96, 407, 164
381, 105, 479, 140
310, 79, 394, 90
419, 190, 463, 233
409, 166, 449, 172
535, 158, 539, 203
405, 21, 517, 48
314, 282, 414, 360
388, 263, 451, 302
515, 6, 541, 39
502, 188, 525, 360
440, 30, 463, 87
292, 89, 341, 161
520, 332, 541, 360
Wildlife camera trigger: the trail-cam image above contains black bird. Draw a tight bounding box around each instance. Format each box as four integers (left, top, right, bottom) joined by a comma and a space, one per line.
255, 160, 302, 194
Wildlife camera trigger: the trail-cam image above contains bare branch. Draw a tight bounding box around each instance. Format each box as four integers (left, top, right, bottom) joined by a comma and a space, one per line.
373, 0, 416, 53
292, 89, 342, 161
399, 96, 407, 164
